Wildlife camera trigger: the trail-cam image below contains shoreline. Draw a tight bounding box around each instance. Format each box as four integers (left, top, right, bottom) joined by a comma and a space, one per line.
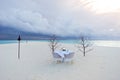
1, 40, 120, 48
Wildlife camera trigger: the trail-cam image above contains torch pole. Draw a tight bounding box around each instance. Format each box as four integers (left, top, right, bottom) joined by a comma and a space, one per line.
18, 40, 20, 59
17, 35, 21, 59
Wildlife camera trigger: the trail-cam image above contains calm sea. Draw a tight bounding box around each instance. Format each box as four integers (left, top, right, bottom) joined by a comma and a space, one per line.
0, 40, 120, 47
0, 40, 18, 44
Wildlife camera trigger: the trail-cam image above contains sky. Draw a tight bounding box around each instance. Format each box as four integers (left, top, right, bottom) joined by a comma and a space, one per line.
0, 0, 120, 38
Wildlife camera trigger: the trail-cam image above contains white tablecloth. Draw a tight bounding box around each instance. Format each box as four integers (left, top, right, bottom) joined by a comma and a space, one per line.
54, 50, 72, 58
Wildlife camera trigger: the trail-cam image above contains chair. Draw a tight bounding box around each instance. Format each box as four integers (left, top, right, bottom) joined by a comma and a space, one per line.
53, 52, 63, 63
64, 52, 75, 63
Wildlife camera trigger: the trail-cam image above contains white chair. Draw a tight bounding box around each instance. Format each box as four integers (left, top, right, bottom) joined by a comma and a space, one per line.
53, 52, 63, 63
64, 52, 75, 63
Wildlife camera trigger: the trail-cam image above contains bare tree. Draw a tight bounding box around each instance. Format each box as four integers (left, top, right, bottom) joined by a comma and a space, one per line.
49, 35, 60, 54
76, 35, 93, 56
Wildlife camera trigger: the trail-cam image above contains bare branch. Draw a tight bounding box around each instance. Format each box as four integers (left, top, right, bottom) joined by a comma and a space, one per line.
85, 48, 93, 53
48, 34, 61, 54
76, 34, 93, 56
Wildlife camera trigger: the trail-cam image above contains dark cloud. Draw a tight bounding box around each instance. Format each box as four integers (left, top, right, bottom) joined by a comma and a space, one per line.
0, 0, 120, 38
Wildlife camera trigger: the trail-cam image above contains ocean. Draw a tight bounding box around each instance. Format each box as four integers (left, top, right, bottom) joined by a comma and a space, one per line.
0, 40, 17, 44
0, 40, 120, 47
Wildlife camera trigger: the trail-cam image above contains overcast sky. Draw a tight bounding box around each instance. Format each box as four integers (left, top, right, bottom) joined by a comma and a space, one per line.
0, 0, 120, 37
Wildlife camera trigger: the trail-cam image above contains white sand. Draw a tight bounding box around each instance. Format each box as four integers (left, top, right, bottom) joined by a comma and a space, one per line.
0, 41, 120, 80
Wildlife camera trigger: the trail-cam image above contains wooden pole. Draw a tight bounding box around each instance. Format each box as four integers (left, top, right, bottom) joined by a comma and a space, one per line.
18, 35, 21, 59
18, 40, 20, 59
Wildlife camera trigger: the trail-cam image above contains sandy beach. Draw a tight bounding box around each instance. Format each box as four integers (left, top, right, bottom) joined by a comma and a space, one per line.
0, 41, 120, 80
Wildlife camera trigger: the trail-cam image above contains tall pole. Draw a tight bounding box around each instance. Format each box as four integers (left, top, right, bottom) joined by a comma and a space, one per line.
17, 35, 21, 59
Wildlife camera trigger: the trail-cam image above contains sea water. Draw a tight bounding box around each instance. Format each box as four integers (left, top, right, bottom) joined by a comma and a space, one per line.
93, 40, 120, 47
59, 40, 120, 47
0, 40, 18, 44
1, 40, 120, 47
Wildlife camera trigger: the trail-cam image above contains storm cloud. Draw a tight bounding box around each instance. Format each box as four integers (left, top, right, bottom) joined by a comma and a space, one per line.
0, 0, 120, 38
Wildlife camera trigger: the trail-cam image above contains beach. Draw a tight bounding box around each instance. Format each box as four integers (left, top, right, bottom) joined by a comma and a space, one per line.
0, 41, 120, 80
